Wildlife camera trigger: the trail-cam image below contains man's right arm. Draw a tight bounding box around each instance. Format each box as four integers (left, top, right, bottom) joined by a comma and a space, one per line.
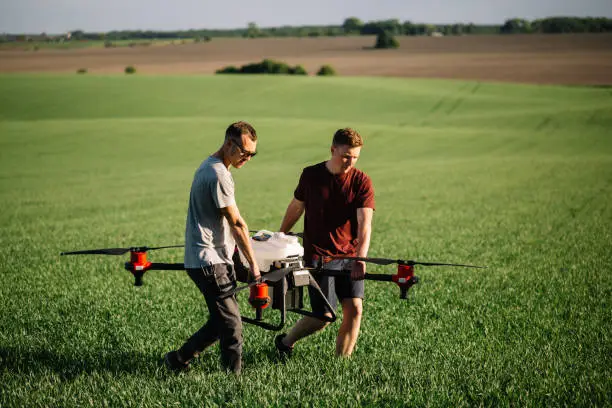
279, 198, 305, 233
220, 204, 261, 281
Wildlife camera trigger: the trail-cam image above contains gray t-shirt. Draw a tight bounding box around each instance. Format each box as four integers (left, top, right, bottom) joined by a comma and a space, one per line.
184, 156, 236, 268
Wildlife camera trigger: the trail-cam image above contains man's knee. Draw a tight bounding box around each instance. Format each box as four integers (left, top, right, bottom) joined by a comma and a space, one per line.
308, 314, 332, 331
298, 314, 331, 333
216, 297, 243, 348
219, 311, 242, 340
318, 314, 333, 330
342, 298, 363, 320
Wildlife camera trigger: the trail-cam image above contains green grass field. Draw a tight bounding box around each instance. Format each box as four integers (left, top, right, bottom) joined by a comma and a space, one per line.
0, 74, 611, 406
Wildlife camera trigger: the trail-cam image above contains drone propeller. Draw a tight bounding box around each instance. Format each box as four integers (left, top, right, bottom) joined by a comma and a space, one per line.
60, 245, 184, 256
327, 256, 487, 269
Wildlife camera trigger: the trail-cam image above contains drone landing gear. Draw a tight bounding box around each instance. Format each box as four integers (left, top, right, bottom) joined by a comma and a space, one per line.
240, 261, 337, 331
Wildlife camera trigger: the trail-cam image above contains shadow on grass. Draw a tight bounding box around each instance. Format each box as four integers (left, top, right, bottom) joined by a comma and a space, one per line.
0, 344, 285, 379
242, 346, 285, 367
0, 346, 173, 379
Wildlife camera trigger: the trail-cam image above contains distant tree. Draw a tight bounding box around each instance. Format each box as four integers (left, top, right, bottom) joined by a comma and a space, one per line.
500, 18, 532, 34
260, 59, 290, 74
324, 27, 341, 36
70, 30, 85, 40
124, 65, 136, 74
361, 19, 402, 35
469, 24, 501, 34
591, 17, 612, 32
289, 65, 308, 75
246, 22, 261, 38
216, 59, 308, 75
307, 28, 323, 37
272, 62, 291, 74
4, 16, 607, 47
451, 24, 464, 35
317, 65, 336, 76
374, 31, 399, 49
402, 21, 417, 35
216, 66, 240, 74
531, 17, 609, 33
411, 24, 427, 35
342, 17, 363, 34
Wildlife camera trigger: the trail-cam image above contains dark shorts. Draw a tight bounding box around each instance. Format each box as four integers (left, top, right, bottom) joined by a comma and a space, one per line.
308, 271, 365, 315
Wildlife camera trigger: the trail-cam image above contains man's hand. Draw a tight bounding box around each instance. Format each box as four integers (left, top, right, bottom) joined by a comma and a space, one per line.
351, 260, 366, 280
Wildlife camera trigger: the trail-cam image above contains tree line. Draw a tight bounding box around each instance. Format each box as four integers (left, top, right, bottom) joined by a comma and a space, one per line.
2, 16, 611, 43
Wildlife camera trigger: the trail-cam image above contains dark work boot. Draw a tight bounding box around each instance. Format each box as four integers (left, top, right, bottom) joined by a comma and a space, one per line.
163, 350, 190, 374
275, 334, 293, 359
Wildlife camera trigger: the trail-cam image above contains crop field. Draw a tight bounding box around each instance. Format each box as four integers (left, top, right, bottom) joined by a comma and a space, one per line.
1, 33, 612, 84
0, 74, 611, 406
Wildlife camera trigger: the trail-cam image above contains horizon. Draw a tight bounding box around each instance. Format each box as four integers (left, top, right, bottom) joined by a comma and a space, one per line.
3, 15, 611, 36
2, 0, 611, 35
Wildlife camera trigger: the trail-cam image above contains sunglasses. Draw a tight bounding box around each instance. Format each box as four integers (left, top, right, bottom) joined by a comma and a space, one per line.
231, 139, 257, 158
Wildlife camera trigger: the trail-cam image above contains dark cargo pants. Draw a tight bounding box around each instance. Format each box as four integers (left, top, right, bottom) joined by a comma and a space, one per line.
178, 264, 242, 374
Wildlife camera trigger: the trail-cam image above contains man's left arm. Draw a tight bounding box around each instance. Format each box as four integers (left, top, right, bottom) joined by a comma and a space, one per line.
351, 207, 374, 280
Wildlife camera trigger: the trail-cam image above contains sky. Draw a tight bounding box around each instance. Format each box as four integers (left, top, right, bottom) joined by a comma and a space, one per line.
1, 0, 612, 34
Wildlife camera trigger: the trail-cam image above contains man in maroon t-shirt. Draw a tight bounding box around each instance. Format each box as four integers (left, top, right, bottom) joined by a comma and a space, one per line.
275, 128, 375, 357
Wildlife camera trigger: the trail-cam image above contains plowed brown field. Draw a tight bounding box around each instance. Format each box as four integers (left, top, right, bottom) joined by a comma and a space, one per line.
1, 34, 611, 85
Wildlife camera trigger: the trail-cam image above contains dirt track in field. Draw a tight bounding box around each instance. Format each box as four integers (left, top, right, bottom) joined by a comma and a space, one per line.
1, 34, 611, 85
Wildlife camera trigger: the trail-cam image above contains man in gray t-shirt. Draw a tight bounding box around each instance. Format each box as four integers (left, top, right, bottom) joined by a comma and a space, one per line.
165, 121, 261, 375
184, 155, 237, 268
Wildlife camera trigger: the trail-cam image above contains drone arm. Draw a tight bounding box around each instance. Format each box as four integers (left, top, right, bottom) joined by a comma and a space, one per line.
147, 263, 186, 270
318, 269, 393, 282
319, 268, 418, 299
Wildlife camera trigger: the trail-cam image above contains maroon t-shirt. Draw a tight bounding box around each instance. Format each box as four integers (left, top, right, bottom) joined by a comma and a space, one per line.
294, 161, 375, 262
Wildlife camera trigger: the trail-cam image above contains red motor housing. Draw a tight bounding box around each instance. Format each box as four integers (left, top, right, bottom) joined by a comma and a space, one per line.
126, 251, 152, 286
130, 251, 152, 271
392, 264, 414, 284
392, 264, 418, 299
249, 283, 271, 309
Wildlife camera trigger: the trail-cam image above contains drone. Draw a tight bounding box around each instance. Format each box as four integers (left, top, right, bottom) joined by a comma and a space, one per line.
60, 233, 486, 331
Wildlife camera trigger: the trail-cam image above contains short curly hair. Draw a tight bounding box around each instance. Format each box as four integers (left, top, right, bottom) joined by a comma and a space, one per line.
332, 128, 363, 147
